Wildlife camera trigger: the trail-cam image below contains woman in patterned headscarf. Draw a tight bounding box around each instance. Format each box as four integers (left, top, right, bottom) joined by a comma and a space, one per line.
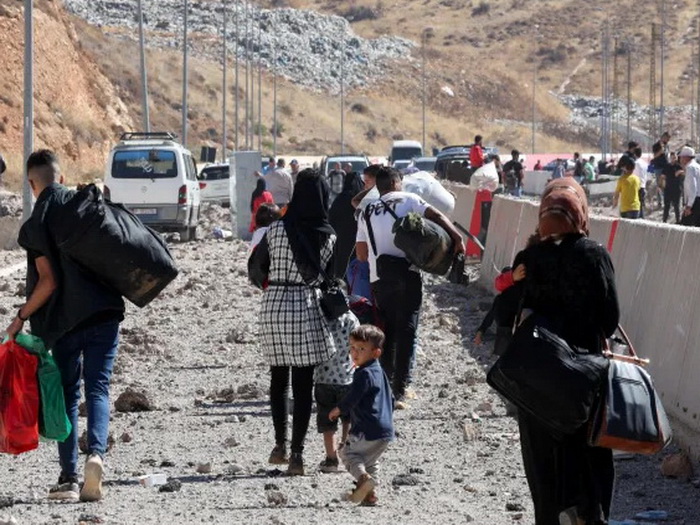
509, 178, 620, 524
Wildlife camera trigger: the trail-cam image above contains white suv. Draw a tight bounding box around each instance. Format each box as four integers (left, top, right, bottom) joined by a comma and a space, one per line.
104, 132, 201, 241
198, 163, 230, 206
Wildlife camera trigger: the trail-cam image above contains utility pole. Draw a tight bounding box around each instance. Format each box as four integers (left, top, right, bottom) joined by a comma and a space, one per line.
137, 0, 150, 132
234, 0, 239, 151
257, 13, 262, 152
22, 0, 34, 221
601, 23, 610, 160
340, 29, 345, 154
273, 44, 278, 157
660, 0, 666, 134
532, 63, 536, 154
249, 3, 255, 151
612, 37, 619, 152
626, 38, 632, 143
244, 0, 249, 149
649, 25, 656, 144
222, 0, 228, 162
691, 48, 696, 145
182, 0, 189, 146
421, 30, 427, 153
697, 16, 700, 146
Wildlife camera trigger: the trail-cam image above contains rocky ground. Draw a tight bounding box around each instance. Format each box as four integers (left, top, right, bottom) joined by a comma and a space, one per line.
0, 209, 698, 524
63, 0, 414, 93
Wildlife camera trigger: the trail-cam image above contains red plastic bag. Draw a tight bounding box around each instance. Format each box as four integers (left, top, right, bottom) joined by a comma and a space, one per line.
0, 339, 40, 454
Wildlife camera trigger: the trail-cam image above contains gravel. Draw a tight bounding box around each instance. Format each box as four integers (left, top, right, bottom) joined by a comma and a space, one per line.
63, 0, 414, 93
0, 208, 697, 523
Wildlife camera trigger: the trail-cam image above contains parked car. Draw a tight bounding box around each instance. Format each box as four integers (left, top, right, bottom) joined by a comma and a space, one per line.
542, 159, 575, 172
198, 163, 231, 206
104, 131, 201, 242
410, 156, 437, 172
389, 140, 423, 166
319, 154, 371, 198
435, 146, 472, 183
393, 160, 412, 172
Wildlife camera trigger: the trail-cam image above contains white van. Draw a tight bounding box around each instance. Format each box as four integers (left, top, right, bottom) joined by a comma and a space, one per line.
389, 140, 423, 167
198, 163, 230, 206
104, 132, 201, 241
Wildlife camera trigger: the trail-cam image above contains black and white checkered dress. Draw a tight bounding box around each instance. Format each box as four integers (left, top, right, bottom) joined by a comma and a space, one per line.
260, 221, 338, 367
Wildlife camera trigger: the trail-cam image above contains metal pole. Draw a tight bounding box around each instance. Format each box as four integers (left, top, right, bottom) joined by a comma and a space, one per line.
532, 63, 536, 154
249, 3, 255, 151
340, 29, 345, 155
273, 44, 278, 157
137, 0, 150, 132
697, 16, 700, 146
626, 39, 632, 142
222, 0, 228, 162
244, 0, 249, 149
22, 0, 34, 221
257, 13, 262, 152
182, 0, 189, 146
422, 32, 426, 153
660, 0, 666, 134
234, 0, 239, 151
601, 26, 606, 159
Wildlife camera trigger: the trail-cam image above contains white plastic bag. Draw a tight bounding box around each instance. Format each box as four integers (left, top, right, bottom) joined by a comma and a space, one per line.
469, 162, 499, 192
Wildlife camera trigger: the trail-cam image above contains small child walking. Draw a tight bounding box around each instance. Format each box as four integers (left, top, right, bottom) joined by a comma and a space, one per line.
314, 311, 360, 473
330, 325, 394, 506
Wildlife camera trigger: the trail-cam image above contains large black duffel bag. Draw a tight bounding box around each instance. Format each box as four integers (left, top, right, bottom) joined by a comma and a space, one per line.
49, 184, 179, 307
487, 314, 609, 439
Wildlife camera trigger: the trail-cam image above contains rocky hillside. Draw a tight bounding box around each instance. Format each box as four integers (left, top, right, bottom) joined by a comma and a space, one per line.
2, 0, 698, 188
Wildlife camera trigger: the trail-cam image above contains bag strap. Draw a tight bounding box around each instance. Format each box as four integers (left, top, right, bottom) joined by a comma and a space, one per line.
604, 325, 650, 366
364, 198, 397, 256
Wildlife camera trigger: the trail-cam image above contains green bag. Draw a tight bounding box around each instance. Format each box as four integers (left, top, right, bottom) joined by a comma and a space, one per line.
13, 334, 71, 442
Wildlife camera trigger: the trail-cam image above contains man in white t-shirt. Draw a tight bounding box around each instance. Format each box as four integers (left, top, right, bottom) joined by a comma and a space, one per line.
355, 166, 464, 408
633, 147, 648, 218
265, 158, 293, 207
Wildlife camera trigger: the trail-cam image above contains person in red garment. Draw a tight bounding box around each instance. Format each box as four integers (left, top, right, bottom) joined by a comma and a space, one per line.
469, 135, 485, 169
250, 176, 274, 232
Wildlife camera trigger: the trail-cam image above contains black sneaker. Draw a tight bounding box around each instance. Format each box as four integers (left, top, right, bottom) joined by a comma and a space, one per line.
318, 456, 339, 473
287, 452, 304, 476
268, 443, 288, 465
48, 477, 79, 502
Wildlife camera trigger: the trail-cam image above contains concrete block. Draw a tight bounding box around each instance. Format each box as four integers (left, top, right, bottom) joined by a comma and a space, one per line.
481, 196, 526, 287
588, 215, 616, 248
0, 217, 20, 250
522, 171, 551, 195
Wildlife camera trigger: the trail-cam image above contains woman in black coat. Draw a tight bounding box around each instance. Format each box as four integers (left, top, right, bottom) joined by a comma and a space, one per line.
328, 171, 364, 279
515, 178, 620, 525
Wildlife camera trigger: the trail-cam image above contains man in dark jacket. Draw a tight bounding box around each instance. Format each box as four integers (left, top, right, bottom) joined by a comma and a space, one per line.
5, 150, 124, 503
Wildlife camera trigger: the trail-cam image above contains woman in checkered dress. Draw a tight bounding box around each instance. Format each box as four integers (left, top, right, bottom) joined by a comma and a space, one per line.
256, 169, 338, 476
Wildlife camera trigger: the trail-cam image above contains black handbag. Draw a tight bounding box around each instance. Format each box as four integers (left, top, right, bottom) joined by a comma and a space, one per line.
487, 313, 610, 439
295, 231, 349, 320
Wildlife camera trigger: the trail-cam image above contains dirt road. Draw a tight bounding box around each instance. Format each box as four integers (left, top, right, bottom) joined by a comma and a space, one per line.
0, 233, 697, 525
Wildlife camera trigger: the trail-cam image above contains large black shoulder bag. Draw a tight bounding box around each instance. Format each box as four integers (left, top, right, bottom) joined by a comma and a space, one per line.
295, 232, 349, 320
486, 311, 610, 439
48, 184, 179, 307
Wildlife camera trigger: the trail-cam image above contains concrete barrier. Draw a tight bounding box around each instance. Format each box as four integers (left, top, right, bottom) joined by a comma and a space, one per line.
443, 182, 476, 225
522, 171, 551, 195
0, 217, 20, 250
471, 188, 700, 458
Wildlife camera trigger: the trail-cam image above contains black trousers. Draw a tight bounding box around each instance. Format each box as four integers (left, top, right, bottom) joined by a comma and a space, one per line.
518, 413, 615, 525
663, 191, 681, 223
681, 197, 700, 227
371, 271, 422, 399
270, 365, 315, 454
638, 188, 646, 219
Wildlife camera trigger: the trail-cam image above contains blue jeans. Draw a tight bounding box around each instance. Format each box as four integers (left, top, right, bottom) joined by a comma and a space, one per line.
508, 187, 523, 197
53, 320, 120, 479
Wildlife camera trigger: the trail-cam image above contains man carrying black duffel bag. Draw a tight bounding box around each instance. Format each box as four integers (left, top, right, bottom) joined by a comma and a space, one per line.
355, 166, 464, 409
4, 150, 124, 503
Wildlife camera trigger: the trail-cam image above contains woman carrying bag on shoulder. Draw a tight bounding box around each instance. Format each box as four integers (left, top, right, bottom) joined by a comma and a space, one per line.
514, 178, 620, 525
249, 169, 338, 476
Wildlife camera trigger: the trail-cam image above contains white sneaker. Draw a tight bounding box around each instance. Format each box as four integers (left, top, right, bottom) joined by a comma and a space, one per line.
48, 479, 79, 502
80, 454, 104, 502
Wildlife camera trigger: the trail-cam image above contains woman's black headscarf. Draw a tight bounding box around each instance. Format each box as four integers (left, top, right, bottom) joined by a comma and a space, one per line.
328, 171, 364, 278
250, 178, 267, 212
283, 169, 336, 283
